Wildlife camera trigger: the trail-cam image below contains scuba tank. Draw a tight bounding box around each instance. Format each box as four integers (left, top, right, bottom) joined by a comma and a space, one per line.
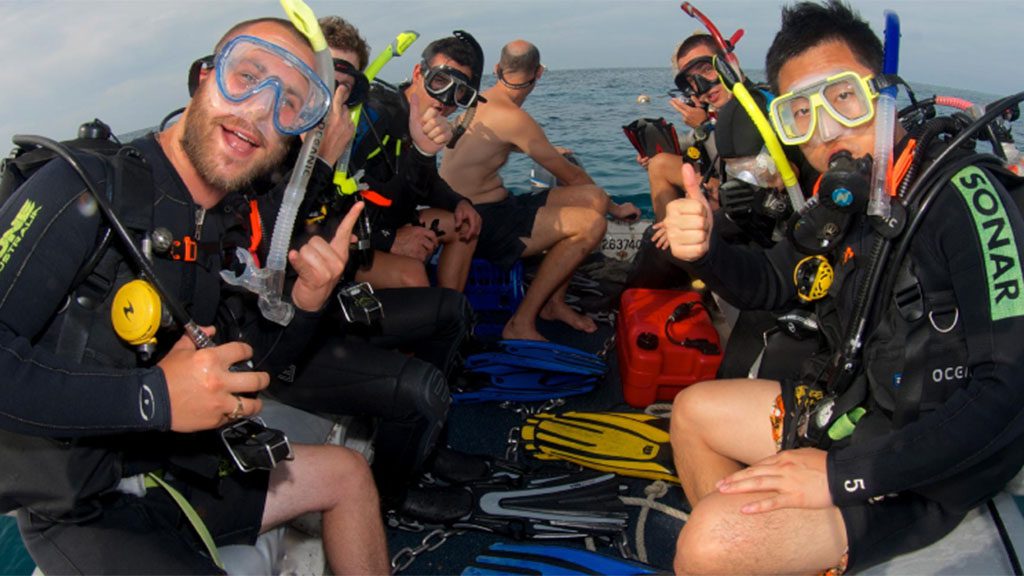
0, 119, 122, 205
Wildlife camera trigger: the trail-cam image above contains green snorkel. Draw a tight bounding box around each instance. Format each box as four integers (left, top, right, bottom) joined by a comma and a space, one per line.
221, 0, 333, 326
713, 56, 806, 212
333, 30, 419, 196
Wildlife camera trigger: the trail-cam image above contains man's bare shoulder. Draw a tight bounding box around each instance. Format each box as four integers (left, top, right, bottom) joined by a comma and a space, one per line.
474, 99, 538, 142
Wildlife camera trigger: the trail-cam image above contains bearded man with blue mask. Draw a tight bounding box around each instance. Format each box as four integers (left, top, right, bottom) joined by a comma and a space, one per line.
0, 17, 387, 574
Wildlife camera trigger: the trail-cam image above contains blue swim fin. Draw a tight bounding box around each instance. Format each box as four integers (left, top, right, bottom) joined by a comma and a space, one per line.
462, 542, 659, 575
453, 371, 598, 403
464, 340, 607, 378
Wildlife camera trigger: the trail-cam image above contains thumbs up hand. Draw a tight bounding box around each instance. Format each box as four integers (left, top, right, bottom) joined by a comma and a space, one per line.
651, 162, 713, 261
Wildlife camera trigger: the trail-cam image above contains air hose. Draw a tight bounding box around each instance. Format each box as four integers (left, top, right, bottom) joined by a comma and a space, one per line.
935, 96, 976, 111
221, 0, 333, 326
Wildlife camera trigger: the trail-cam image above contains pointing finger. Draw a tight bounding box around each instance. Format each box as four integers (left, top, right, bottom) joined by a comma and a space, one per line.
329, 201, 364, 253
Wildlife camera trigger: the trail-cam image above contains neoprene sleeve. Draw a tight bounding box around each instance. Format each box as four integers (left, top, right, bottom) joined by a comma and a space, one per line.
687, 223, 800, 311
409, 148, 468, 213
0, 157, 173, 435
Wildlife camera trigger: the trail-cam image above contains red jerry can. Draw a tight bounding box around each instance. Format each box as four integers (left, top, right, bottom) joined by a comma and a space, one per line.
616, 289, 723, 407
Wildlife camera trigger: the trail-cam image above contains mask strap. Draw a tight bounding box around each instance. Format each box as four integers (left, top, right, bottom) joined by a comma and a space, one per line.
187, 55, 214, 97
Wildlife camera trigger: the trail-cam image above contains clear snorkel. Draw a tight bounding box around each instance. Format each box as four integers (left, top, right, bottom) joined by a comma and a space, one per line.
867, 10, 900, 220
681, 2, 807, 213
716, 58, 808, 214
221, 0, 333, 326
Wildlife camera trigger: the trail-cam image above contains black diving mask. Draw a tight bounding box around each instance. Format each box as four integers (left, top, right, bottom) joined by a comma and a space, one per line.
332, 58, 369, 106
422, 62, 481, 109
674, 56, 720, 98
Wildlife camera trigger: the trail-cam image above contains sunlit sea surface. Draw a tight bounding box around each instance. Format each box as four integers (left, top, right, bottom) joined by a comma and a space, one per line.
496, 68, 1022, 218
2, 67, 1021, 574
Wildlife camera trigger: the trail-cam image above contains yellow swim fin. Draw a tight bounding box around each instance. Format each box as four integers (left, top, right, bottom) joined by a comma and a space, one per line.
520, 411, 679, 484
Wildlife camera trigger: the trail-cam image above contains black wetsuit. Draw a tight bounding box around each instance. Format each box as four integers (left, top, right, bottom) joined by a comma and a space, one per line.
0, 134, 321, 573
690, 152, 1024, 570
257, 158, 472, 502
350, 82, 469, 253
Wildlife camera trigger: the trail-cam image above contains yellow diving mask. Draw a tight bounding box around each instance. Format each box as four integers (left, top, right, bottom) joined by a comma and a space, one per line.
770, 71, 890, 146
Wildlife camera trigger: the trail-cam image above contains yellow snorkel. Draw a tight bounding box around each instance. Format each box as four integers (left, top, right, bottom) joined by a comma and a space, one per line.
281, 0, 327, 51
713, 55, 806, 212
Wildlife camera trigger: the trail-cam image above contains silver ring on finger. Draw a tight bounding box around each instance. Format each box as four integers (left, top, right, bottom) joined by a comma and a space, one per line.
228, 394, 244, 420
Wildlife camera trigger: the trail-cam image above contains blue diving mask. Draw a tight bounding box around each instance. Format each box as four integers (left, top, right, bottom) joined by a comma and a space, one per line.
214, 35, 332, 136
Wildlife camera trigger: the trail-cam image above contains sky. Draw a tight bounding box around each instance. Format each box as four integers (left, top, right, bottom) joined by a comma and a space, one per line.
0, 0, 1019, 147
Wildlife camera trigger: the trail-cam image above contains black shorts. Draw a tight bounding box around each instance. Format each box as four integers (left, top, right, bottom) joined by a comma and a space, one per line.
474, 189, 550, 270
18, 469, 270, 574
777, 378, 967, 572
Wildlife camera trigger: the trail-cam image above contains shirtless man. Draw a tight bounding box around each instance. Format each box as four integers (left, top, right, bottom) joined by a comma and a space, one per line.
441, 40, 639, 341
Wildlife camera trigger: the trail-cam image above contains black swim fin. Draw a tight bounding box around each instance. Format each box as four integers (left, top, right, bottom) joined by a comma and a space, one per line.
462, 542, 659, 575
392, 469, 629, 540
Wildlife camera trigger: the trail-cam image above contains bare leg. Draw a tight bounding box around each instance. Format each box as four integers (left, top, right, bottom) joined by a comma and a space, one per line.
535, 185, 608, 332
261, 444, 389, 575
670, 379, 780, 504
539, 280, 597, 333
647, 153, 685, 221
670, 378, 848, 574
676, 490, 848, 575
420, 208, 477, 292
545, 184, 610, 213
503, 204, 606, 340
354, 251, 429, 289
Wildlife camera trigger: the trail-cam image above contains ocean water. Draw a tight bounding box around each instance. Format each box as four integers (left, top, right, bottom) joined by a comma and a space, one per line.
0, 516, 32, 575
496, 68, 1024, 217
1, 68, 1021, 574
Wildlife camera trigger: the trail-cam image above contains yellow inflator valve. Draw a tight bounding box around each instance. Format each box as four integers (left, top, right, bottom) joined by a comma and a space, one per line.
111, 279, 163, 347
794, 255, 835, 302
